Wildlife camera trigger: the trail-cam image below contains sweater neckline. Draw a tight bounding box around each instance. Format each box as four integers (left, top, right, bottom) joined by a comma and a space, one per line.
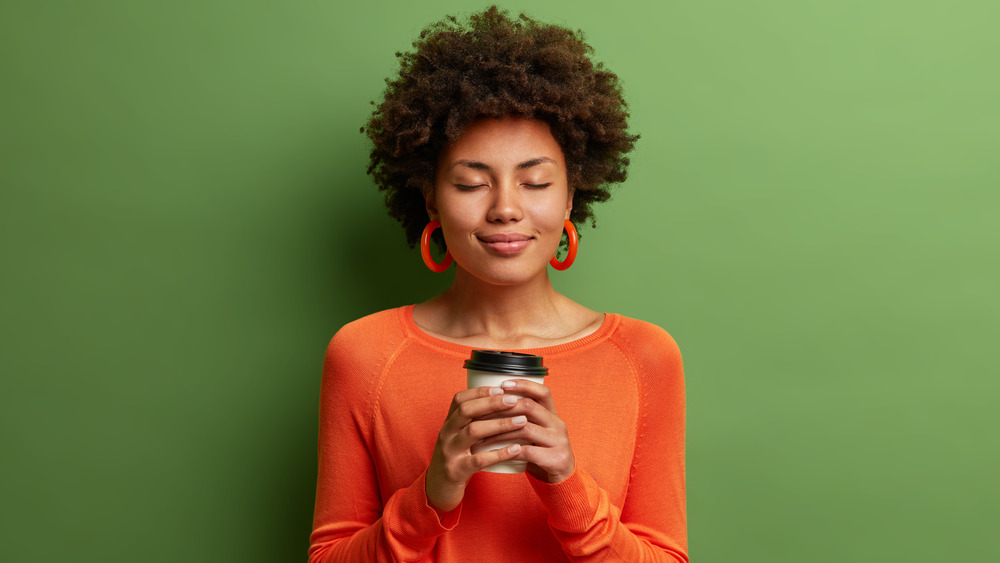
398, 304, 619, 359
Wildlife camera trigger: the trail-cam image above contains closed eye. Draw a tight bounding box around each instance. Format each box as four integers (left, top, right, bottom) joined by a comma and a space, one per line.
524, 183, 552, 189
455, 184, 487, 190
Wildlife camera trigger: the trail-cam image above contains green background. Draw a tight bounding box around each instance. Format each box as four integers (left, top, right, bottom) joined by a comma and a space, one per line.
2, 1, 997, 561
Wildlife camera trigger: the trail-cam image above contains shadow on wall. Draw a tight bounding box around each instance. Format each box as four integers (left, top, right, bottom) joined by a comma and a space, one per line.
265, 155, 450, 558
329, 195, 450, 320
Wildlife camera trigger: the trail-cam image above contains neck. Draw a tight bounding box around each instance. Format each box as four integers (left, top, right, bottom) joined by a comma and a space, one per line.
420, 266, 576, 348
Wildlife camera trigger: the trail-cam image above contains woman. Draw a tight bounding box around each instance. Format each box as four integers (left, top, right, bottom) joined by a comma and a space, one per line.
310, 7, 686, 562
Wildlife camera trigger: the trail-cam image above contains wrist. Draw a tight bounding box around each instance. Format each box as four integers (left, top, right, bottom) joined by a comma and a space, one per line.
422, 471, 463, 527
526, 453, 576, 484
425, 471, 463, 513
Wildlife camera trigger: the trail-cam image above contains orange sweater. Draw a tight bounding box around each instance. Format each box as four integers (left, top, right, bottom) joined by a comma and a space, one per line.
309, 306, 687, 562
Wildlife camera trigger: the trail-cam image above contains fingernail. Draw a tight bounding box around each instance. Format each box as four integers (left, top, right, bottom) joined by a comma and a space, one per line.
502, 395, 517, 405
508, 444, 522, 454
501, 380, 516, 389
489, 387, 503, 396
512, 415, 527, 425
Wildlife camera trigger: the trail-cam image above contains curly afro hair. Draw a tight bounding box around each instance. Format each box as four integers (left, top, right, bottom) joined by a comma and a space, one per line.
364, 6, 639, 248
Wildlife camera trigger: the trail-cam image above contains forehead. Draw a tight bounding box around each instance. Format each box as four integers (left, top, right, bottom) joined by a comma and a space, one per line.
439, 116, 565, 167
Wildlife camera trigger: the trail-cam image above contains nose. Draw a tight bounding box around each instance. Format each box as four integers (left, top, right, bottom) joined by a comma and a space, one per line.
485, 182, 523, 223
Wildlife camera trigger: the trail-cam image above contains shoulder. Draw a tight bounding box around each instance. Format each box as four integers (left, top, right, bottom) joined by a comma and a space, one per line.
608, 314, 683, 367
323, 307, 409, 385
329, 307, 404, 348
606, 314, 686, 412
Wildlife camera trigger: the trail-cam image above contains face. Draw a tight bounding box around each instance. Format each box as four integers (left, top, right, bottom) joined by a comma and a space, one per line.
428, 116, 573, 285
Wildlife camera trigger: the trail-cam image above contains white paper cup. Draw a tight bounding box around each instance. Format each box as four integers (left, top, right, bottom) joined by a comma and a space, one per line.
464, 351, 547, 474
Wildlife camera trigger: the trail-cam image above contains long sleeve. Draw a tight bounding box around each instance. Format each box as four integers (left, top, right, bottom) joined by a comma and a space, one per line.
308, 307, 687, 562
529, 324, 688, 562
308, 326, 459, 562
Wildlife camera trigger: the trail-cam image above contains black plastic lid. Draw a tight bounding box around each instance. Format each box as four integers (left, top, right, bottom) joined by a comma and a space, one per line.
463, 350, 548, 376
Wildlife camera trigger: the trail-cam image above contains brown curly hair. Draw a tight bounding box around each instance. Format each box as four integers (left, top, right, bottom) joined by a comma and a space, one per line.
364, 6, 639, 248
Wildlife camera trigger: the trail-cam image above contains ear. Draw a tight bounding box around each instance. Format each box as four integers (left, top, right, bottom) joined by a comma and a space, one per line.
424, 186, 439, 222
564, 187, 575, 220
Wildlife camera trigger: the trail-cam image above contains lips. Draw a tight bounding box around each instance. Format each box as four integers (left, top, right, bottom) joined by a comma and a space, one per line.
478, 233, 533, 254
478, 233, 531, 243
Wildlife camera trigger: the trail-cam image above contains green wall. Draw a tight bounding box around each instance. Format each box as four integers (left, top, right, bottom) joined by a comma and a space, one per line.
2, 1, 997, 561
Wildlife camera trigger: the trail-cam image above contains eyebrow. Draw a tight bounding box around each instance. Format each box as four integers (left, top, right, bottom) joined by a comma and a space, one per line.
449, 157, 557, 171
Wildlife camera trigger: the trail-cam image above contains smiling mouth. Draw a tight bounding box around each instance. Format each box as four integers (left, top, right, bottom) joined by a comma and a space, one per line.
478, 234, 533, 254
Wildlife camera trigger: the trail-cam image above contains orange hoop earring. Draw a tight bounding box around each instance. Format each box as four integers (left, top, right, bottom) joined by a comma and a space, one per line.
420, 220, 453, 273
549, 220, 578, 271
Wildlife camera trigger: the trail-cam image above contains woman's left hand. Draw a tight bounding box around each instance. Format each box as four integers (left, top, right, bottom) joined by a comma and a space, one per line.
487, 379, 576, 484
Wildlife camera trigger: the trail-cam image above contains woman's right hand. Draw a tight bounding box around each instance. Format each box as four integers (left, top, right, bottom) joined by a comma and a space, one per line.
425, 386, 527, 512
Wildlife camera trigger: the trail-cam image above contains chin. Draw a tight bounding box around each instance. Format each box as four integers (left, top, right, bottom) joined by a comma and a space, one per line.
463, 260, 549, 286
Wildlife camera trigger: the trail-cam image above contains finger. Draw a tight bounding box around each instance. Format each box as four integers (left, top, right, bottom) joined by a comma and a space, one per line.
500, 379, 556, 412
461, 415, 528, 449
475, 421, 546, 450
447, 391, 520, 430
448, 385, 503, 416
478, 414, 570, 451
446, 385, 507, 421
498, 396, 562, 432
466, 443, 523, 473
514, 444, 575, 484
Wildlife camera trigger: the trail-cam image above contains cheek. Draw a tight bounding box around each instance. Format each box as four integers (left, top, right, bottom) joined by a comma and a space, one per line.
438, 206, 476, 232
436, 208, 479, 249
434, 193, 471, 224
531, 196, 572, 225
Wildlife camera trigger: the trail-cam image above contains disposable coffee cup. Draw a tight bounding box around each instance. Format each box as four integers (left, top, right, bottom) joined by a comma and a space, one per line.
464, 350, 547, 474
